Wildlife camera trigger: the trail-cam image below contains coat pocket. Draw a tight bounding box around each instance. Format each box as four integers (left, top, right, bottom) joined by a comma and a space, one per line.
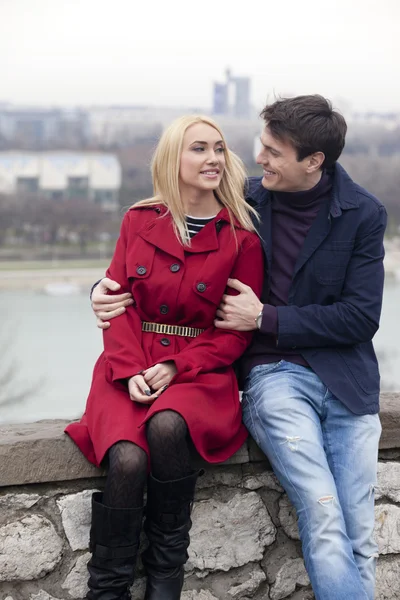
313, 241, 354, 285
336, 345, 380, 395
126, 240, 156, 281
192, 279, 225, 306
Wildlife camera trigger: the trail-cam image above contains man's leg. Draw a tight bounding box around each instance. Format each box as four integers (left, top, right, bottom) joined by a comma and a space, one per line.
322, 393, 381, 599
242, 361, 368, 600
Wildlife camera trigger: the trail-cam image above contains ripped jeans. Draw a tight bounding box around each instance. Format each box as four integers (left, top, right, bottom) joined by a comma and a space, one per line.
242, 361, 381, 600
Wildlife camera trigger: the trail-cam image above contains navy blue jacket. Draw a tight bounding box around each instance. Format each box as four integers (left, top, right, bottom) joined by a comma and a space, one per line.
245, 163, 387, 415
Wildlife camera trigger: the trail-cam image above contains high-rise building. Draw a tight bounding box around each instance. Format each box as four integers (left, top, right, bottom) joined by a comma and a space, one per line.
212, 70, 251, 119
233, 77, 251, 119
213, 82, 229, 115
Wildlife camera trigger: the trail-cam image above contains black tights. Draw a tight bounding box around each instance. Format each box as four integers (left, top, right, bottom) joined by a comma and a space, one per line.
147, 410, 192, 481
103, 441, 147, 509
103, 411, 192, 509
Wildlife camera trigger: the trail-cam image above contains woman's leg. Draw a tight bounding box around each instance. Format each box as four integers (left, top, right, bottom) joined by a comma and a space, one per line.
143, 410, 200, 600
146, 410, 192, 480
87, 441, 147, 600
104, 441, 148, 508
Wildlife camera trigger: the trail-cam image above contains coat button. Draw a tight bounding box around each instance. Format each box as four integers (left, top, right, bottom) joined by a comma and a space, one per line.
170, 263, 180, 273
196, 282, 207, 292
160, 338, 171, 346
136, 266, 147, 275
160, 305, 168, 315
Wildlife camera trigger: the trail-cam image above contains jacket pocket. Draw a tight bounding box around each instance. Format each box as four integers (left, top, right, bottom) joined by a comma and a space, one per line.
336, 345, 380, 395
313, 241, 353, 284
126, 240, 156, 281
192, 279, 227, 306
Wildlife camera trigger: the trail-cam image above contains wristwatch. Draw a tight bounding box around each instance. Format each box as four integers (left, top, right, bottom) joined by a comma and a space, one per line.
255, 308, 263, 330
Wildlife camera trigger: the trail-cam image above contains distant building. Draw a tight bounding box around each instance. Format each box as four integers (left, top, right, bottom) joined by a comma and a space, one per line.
0, 107, 90, 148
348, 111, 400, 131
87, 105, 203, 145
212, 70, 251, 119
0, 152, 121, 211
213, 83, 229, 115
233, 77, 251, 119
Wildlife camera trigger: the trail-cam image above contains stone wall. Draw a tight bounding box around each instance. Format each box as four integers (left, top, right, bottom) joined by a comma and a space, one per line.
1, 393, 400, 600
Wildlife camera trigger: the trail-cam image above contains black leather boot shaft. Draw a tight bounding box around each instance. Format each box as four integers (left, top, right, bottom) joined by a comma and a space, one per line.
86, 492, 143, 600
143, 471, 201, 600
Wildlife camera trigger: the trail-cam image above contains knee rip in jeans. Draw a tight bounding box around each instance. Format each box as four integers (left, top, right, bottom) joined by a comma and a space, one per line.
280, 436, 301, 452
317, 495, 335, 506
368, 484, 376, 501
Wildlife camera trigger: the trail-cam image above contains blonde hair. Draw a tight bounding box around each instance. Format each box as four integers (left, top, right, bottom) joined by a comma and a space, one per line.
133, 115, 258, 245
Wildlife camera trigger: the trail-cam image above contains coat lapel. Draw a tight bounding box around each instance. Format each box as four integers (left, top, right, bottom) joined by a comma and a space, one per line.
292, 197, 332, 279
256, 200, 272, 274
247, 181, 272, 274
138, 214, 185, 261
137, 206, 232, 258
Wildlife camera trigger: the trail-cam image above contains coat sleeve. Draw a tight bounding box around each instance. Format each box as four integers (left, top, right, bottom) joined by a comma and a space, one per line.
102, 212, 148, 381
276, 205, 387, 348
159, 236, 264, 380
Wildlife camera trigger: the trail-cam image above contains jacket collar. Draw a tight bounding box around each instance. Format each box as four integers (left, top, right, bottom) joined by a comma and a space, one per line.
135, 205, 236, 259
246, 162, 360, 218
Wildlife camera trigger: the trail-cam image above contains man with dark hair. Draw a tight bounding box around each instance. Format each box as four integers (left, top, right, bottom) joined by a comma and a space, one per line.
91, 95, 386, 599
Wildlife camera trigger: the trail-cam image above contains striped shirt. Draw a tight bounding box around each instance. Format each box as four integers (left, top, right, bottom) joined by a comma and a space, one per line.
185, 214, 216, 238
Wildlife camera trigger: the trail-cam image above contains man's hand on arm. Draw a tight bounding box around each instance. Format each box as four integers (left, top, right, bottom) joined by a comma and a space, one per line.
214, 278, 264, 331
91, 277, 134, 330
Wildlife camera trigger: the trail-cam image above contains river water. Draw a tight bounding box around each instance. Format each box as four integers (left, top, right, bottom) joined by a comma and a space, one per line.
1, 282, 399, 424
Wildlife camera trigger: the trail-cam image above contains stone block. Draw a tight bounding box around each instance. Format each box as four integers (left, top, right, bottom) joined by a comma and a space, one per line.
0, 515, 62, 581
278, 496, 299, 541
57, 489, 96, 551
375, 504, 400, 554
376, 555, 400, 599
376, 462, 400, 502
187, 491, 276, 572
0, 493, 40, 512
182, 592, 219, 600
61, 552, 91, 599
0, 420, 105, 487
269, 558, 310, 600
227, 565, 266, 598
379, 393, 400, 449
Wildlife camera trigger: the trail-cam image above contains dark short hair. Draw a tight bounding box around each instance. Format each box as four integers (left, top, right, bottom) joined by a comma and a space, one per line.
260, 95, 347, 168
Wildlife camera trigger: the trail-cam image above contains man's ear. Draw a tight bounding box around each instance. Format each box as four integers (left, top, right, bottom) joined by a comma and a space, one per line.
307, 152, 325, 173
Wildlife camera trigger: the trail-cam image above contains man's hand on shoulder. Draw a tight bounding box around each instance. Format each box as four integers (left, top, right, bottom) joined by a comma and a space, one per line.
91, 277, 133, 330
215, 278, 263, 331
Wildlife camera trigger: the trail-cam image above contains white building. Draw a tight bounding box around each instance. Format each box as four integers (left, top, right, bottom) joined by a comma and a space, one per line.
0, 152, 121, 210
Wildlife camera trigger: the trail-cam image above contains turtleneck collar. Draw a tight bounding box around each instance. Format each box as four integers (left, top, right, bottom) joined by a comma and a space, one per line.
273, 171, 332, 208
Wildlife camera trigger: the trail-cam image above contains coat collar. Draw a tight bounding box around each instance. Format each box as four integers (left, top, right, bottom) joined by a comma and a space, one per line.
245, 162, 360, 218
134, 205, 236, 259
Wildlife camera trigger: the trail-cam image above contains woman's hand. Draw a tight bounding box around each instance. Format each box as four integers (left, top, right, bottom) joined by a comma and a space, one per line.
128, 374, 159, 404
143, 361, 177, 392
92, 278, 134, 329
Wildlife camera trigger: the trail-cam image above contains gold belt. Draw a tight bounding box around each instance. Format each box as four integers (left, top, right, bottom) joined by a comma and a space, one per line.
142, 321, 204, 338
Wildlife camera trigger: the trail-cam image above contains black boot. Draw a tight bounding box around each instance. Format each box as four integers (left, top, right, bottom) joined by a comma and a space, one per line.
142, 471, 201, 600
86, 492, 143, 600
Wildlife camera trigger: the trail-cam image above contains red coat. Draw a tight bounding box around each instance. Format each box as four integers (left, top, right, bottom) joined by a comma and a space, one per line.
66, 205, 264, 467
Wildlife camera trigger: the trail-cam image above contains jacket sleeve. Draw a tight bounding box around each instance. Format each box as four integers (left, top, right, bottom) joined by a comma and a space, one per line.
102, 212, 148, 381
159, 236, 264, 380
276, 205, 387, 348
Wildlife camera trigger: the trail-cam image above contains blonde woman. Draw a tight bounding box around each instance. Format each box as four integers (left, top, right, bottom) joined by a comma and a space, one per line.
66, 115, 264, 600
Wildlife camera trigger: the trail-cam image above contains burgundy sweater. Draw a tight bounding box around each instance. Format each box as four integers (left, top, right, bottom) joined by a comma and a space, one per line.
241, 172, 333, 378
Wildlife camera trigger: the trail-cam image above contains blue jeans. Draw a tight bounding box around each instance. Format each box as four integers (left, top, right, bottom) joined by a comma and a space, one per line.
242, 361, 381, 600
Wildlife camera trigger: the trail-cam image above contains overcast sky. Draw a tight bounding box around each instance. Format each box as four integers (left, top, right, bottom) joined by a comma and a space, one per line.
1, 0, 399, 112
